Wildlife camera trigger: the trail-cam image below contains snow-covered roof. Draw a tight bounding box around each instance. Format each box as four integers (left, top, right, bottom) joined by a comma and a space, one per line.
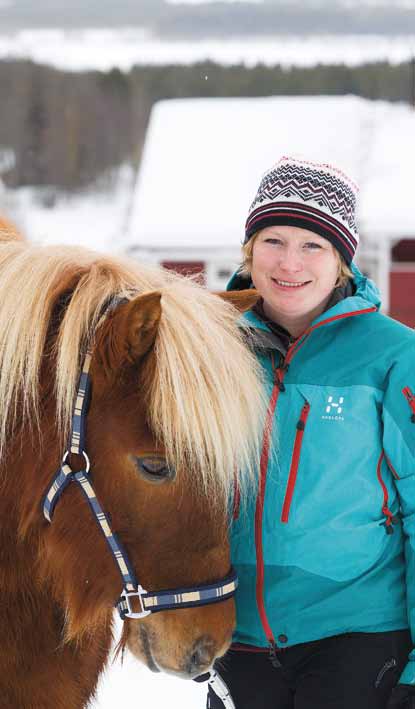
128, 95, 415, 250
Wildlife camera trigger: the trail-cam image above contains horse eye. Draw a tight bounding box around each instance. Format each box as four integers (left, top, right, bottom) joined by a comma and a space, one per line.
134, 456, 175, 484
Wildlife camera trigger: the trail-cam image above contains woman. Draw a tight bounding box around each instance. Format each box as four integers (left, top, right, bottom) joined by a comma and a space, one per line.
205, 157, 415, 708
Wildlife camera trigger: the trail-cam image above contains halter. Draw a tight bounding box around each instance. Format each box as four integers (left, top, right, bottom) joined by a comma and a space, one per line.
42, 299, 238, 620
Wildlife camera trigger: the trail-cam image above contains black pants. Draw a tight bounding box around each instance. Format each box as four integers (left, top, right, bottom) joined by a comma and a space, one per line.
206, 630, 412, 709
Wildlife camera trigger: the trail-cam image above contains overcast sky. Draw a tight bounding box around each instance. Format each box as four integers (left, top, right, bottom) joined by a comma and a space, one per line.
165, 0, 264, 4
164, 0, 415, 5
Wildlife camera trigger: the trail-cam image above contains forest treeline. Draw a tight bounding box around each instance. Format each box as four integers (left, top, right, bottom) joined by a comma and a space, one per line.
0, 58, 413, 191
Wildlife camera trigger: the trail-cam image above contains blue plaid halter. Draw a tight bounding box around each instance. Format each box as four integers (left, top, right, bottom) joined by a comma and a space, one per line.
42, 300, 237, 620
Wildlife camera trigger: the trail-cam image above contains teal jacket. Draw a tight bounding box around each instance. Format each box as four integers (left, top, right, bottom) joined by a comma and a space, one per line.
230, 264, 415, 685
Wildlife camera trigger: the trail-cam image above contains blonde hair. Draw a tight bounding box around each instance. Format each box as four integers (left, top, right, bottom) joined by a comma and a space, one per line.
240, 231, 352, 287
0, 239, 267, 499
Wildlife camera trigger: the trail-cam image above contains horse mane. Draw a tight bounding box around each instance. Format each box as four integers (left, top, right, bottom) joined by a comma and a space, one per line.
0, 235, 265, 498
0, 215, 24, 242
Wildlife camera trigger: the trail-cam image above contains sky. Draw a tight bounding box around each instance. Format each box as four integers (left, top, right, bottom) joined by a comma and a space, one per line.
165, 0, 263, 3
163, 0, 415, 5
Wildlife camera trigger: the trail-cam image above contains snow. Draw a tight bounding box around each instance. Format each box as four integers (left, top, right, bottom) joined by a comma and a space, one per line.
89, 619, 207, 708
128, 95, 415, 251
0, 29, 413, 71
0, 166, 134, 253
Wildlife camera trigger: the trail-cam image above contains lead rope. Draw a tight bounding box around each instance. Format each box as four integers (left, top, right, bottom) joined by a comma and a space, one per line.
208, 670, 236, 709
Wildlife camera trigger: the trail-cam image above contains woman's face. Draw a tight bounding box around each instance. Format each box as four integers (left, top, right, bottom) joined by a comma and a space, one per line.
251, 225, 339, 329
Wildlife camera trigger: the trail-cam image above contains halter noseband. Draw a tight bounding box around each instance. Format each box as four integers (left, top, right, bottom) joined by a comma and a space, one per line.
42, 299, 237, 620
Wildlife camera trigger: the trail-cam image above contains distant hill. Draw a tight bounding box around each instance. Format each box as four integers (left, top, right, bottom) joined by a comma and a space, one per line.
1, 0, 415, 34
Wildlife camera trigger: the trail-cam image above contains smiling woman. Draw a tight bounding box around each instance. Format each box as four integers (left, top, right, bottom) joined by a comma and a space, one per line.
204, 156, 415, 709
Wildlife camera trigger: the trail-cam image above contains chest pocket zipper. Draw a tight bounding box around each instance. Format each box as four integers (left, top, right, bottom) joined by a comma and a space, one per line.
403, 386, 415, 422
281, 401, 310, 523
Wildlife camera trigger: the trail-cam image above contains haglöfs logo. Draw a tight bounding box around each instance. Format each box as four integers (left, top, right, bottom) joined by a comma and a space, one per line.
322, 395, 345, 421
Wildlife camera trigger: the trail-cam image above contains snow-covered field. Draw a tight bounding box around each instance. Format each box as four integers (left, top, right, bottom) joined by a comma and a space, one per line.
90, 619, 207, 709
0, 28, 414, 71
0, 165, 134, 253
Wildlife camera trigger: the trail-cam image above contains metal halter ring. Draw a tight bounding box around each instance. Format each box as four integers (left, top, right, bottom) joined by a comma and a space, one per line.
62, 450, 91, 473
119, 586, 152, 619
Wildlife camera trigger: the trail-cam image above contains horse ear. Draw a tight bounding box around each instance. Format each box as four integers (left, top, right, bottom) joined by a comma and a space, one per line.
95, 292, 162, 374
216, 289, 260, 313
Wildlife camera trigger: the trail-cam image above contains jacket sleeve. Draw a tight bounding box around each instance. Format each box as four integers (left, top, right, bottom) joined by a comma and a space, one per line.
382, 348, 415, 686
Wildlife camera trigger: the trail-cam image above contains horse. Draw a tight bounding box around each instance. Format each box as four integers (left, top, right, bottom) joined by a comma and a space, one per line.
0, 225, 266, 708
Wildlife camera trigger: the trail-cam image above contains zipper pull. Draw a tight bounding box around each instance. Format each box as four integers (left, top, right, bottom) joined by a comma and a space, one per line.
274, 369, 286, 392
403, 386, 415, 403
268, 640, 282, 669
382, 505, 399, 534
382, 513, 395, 535
402, 387, 415, 423
297, 402, 310, 429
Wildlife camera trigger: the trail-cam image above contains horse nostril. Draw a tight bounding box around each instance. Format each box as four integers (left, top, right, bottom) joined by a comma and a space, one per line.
186, 635, 215, 676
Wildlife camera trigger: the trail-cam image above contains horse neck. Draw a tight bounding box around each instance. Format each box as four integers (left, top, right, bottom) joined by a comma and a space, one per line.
0, 427, 113, 708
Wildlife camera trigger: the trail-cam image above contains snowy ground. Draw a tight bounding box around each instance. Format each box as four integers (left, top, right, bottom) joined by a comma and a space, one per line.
0, 28, 414, 71
0, 165, 135, 254
90, 619, 207, 709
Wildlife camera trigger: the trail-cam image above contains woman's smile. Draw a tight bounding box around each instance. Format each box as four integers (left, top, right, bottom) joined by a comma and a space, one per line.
270, 277, 312, 291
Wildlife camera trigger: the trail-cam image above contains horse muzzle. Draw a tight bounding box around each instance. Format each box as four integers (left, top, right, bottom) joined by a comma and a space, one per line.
128, 621, 232, 679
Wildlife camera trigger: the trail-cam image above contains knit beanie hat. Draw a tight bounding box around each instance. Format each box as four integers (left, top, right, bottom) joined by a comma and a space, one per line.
245, 156, 359, 264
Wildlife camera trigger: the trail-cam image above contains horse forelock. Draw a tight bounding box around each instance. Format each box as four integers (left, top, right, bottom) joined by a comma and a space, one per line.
0, 239, 265, 497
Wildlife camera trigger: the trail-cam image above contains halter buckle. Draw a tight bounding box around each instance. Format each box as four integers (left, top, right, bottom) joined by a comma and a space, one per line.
119, 585, 152, 619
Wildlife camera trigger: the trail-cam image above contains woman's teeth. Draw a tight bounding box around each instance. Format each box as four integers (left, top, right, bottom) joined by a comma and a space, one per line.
273, 279, 309, 288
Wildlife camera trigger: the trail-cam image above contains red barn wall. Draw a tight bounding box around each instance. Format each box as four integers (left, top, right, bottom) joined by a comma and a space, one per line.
161, 260, 206, 285
390, 240, 415, 327
390, 268, 415, 328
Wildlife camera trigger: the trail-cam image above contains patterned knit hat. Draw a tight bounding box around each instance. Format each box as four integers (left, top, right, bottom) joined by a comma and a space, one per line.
245, 156, 359, 264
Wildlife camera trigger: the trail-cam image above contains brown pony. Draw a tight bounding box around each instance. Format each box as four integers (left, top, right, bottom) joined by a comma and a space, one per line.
0, 224, 265, 708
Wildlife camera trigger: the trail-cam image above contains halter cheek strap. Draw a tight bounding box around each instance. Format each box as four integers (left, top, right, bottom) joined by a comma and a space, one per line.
42, 304, 238, 620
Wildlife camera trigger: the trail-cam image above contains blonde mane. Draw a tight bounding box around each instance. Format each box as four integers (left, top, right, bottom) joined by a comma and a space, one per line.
0, 238, 266, 497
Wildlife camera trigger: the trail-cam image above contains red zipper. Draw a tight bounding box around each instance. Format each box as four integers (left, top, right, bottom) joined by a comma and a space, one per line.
384, 451, 400, 480
281, 402, 310, 523
403, 386, 415, 422
376, 451, 396, 534
253, 305, 376, 653
255, 376, 281, 651
254, 342, 302, 652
